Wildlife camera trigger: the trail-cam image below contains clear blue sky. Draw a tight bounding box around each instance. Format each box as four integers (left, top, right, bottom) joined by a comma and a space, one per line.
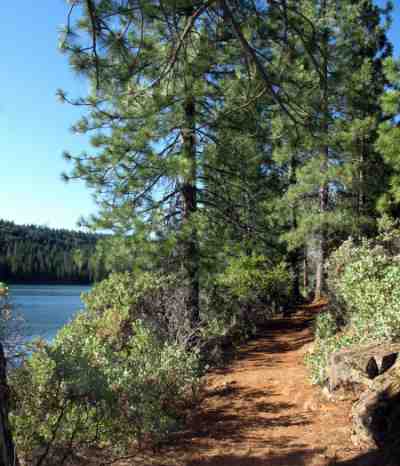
0, 1, 399, 230
1, 0, 94, 230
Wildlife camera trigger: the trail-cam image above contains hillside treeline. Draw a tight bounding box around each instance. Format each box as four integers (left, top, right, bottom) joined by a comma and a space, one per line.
0, 220, 106, 283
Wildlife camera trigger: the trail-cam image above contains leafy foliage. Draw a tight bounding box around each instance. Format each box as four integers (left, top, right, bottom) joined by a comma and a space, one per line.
216, 254, 291, 308
307, 220, 400, 384
10, 254, 295, 463
10, 272, 200, 464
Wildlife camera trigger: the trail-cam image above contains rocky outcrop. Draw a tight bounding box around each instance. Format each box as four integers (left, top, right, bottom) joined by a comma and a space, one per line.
351, 359, 400, 446
328, 343, 400, 392
352, 363, 400, 465
325, 343, 400, 464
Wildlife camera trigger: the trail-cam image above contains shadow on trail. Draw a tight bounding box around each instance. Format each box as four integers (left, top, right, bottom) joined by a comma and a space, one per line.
187, 448, 326, 466
164, 313, 319, 466
236, 318, 313, 361
327, 449, 388, 466
213, 314, 315, 376
177, 388, 311, 444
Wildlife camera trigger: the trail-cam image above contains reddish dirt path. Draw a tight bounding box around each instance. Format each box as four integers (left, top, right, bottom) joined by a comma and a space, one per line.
94, 304, 382, 466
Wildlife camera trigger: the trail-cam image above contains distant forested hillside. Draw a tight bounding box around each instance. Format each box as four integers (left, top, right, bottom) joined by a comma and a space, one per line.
0, 220, 106, 283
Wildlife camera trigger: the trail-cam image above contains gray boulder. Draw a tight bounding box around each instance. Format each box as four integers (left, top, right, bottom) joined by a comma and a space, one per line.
328, 343, 400, 392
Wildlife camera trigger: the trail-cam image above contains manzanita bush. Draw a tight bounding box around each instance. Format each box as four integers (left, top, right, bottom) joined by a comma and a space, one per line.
9, 262, 294, 464
307, 220, 400, 384
216, 253, 292, 308
10, 272, 201, 465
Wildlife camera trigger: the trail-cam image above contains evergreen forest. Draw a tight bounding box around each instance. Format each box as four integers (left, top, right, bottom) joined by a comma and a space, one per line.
1, 1, 400, 465
0, 220, 105, 283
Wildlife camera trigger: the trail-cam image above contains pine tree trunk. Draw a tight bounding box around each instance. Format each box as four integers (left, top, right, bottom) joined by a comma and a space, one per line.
303, 250, 309, 294
182, 95, 200, 327
289, 155, 301, 301
314, 244, 325, 301
315, 184, 328, 301
314, 0, 329, 302
291, 254, 301, 302
0, 342, 18, 466
352, 143, 366, 225
358, 146, 366, 217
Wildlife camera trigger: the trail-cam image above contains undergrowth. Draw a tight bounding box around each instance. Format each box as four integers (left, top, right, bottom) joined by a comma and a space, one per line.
9, 257, 291, 465
307, 218, 400, 384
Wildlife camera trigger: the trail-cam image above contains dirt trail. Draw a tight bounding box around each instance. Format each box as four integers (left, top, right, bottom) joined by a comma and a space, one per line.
114, 304, 382, 466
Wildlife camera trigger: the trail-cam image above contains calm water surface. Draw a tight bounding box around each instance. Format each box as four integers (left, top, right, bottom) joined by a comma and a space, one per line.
10, 285, 91, 341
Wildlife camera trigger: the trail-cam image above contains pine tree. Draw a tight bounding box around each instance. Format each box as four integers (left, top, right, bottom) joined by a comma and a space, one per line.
268, 0, 393, 299
59, 0, 248, 326
337, 0, 393, 232
377, 56, 400, 214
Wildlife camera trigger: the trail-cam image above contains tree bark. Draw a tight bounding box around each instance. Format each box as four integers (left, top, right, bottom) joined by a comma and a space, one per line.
288, 155, 301, 301
315, 189, 329, 301
314, 0, 329, 302
303, 250, 309, 294
358, 146, 366, 217
315, 181, 329, 301
182, 95, 200, 327
0, 342, 18, 466
352, 140, 366, 226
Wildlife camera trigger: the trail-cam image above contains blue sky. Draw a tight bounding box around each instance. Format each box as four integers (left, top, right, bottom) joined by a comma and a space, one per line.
1, 0, 94, 230
0, 1, 399, 230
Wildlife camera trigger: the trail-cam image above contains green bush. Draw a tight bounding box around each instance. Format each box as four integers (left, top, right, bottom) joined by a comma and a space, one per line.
314, 310, 339, 341
10, 272, 200, 464
208, 254, 292, 340
306, 310, 357, 384
307, 224, 400, 384
328, 238, 400, 341
10, 259, 294, 463
216, 253, 292, 308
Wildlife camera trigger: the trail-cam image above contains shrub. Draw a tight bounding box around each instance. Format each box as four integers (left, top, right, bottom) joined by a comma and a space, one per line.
314, 310, 339, 341
328, 238, 400, 341
11, 259, 294, 463
10, 272, 200, 465
306, 310, 358, 384
208, 254, 292, 341
307, 223, 400, 384
216, 253, 292, 309
81, 271, 198, 346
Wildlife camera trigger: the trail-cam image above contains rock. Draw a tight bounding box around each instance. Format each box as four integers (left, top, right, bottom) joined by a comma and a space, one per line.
351, 356, 400, 459
352, 387, 384, 448
328, 343, 400, 392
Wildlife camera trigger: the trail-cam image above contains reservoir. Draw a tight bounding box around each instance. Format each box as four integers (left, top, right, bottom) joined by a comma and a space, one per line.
9, 284, 90, 341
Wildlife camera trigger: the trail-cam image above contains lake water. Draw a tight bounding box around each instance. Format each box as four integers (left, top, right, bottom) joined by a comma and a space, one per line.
9, 284, 91, 342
